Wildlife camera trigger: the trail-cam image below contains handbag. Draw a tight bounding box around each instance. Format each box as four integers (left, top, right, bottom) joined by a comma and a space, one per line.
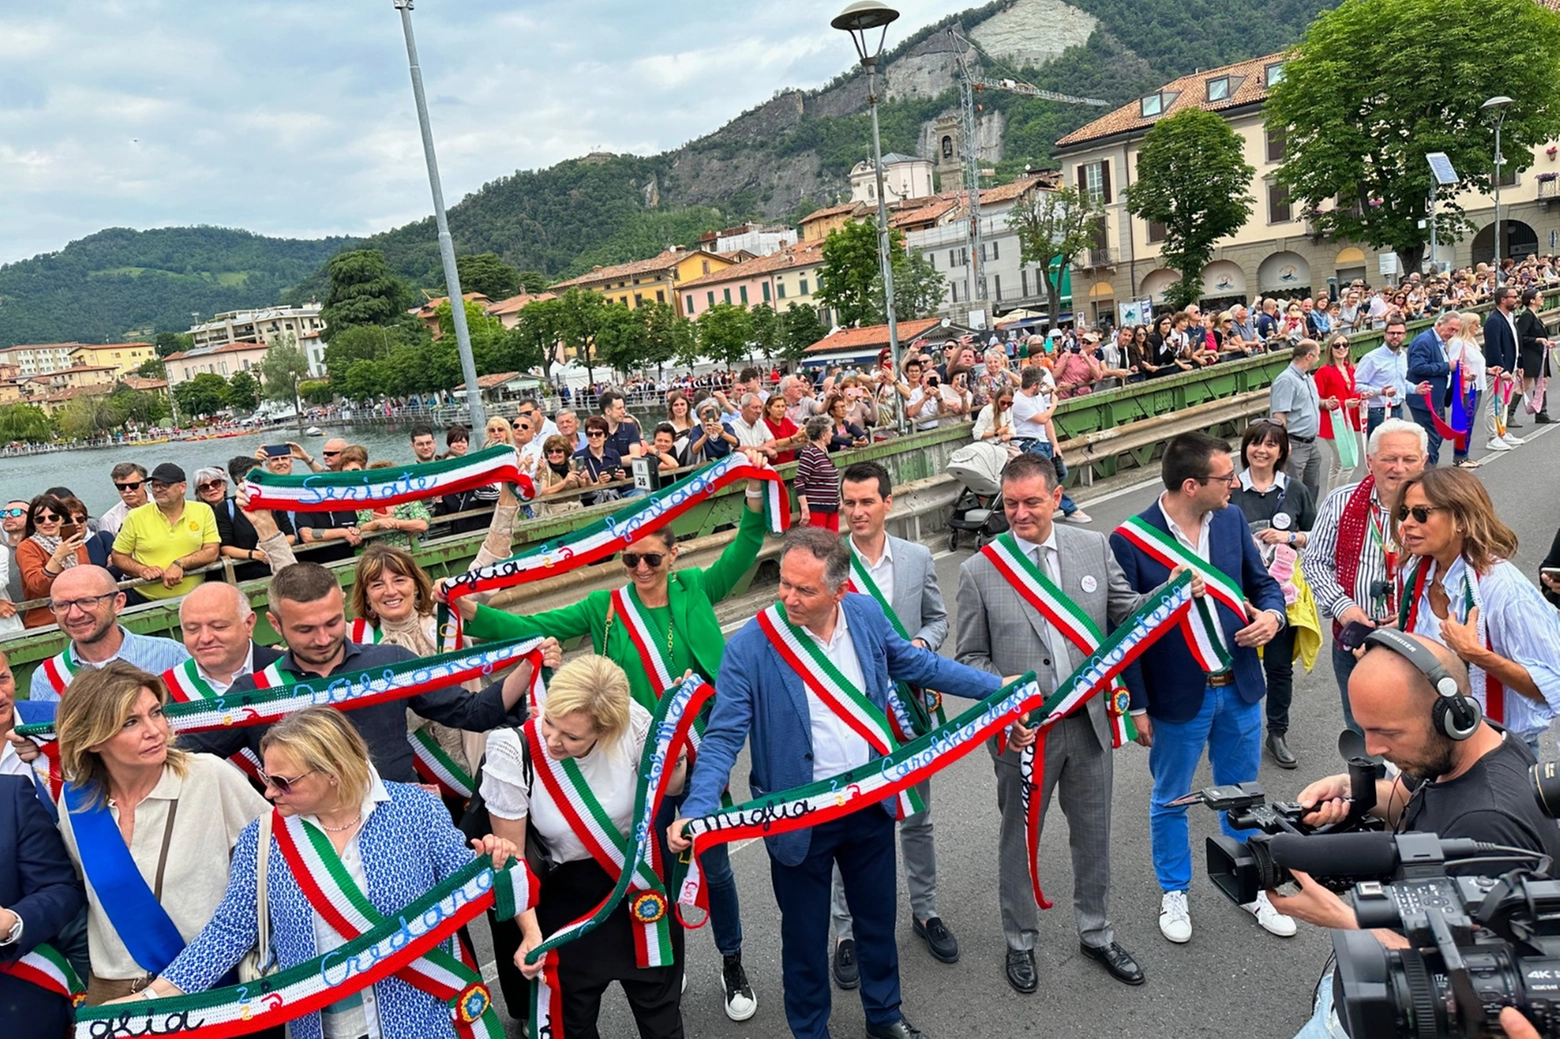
238, 812, 277, 982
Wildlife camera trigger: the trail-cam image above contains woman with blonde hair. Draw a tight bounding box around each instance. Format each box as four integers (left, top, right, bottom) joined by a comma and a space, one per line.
485, 656, 688, 1038
1393, 467, 1560, 755
131, 707, 520, 1038
1447, 311, 1487, 469
54, 662, 267, 1003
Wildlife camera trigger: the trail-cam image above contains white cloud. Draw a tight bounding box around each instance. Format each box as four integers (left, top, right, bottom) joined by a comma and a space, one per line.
0, 0, 957, 264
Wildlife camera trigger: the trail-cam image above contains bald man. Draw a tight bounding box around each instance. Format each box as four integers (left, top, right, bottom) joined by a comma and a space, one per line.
172, 582, 285, 694
27, 566, 188, 701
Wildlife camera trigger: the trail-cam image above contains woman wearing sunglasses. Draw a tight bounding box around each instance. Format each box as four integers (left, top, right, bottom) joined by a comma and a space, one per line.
124, 706, 521, 1039
1392, 467, 1560, 758
436, 447, 776, 1024
16, 493, 90, 629
53, 662, 269, 1005
1313, 335, 1364, 492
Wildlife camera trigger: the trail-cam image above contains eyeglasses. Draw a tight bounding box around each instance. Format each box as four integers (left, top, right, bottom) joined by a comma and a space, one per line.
197, 481, 225, 491
1395, 504, 1446, 524
622, 551, 665, 569
48, 593, 117, 615
114, 481, 144, 492
259, 769, 316, 794
1198, 471, 1241, 486
0, 508, 23, 518
33, 512, 62, 523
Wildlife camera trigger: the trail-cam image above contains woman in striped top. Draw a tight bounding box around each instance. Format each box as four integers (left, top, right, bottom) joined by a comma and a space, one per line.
794, 416, 840, 531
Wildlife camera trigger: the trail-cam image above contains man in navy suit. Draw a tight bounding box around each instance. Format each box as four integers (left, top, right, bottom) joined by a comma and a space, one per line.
1483, 287, 1524, 450
1405, 310, 1461, 466
1109, 433, 1291, 946
671, 527, 1008, 1039
0, 775, 86, 1036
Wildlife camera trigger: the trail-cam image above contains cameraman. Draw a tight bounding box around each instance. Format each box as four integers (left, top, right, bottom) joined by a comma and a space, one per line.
1271, 633, 1560, 1039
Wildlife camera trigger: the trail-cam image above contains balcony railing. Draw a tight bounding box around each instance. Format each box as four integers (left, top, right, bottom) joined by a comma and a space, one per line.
1081, 247, 1116, 269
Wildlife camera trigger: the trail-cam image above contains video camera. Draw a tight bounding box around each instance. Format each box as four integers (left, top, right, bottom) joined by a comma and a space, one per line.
1174, 757, 1560, 1039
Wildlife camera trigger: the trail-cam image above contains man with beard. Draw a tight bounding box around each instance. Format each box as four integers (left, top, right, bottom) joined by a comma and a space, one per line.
1270, 631, 1560, 1039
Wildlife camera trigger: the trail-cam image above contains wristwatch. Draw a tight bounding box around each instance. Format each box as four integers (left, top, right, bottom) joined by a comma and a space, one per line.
0, 912, 21, 946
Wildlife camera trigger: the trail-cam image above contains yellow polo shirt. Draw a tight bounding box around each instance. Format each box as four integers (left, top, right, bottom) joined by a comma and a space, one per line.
112, 500, 220, 599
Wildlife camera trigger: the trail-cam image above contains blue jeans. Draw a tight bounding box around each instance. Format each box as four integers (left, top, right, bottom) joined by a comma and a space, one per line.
1148, 684, 1263, 892
658, 793, 743, 956
1364, 404, 1402, 438
1332, 641, 1361, 735
1022, 440, 1080, 515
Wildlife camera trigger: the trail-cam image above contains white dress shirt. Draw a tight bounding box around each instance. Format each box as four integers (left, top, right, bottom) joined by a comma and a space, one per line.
851, 535, 895, 604
802, 607, 872, 782
1011, 532, 1076, 676
194, 644, 256, 695
310, 769, 391, 1039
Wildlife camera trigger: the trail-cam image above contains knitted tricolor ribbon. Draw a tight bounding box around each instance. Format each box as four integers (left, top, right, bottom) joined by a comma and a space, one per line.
243, 444, 535, 512
0, 943, 84, 1007
68, 854, 535, 1039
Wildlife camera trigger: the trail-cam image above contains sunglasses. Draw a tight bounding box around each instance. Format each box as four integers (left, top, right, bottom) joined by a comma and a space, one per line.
516, 423, 531, 431
0, 507, 24, 518
197, 481, 225, 491
587, 430, 606, 438
259, 768, 316, 794
1395, 504, 1446, 524
33, 512, 62, 523
547, 448, 567, 455
115, 481, 144, 492
322, 450, 341, 457
622, 551, 665, 569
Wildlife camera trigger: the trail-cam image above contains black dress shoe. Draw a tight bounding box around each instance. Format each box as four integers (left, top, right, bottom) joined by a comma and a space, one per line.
1537, 412, 1555, 424
866, 1018, 927, 1039
913, 916, 960, 964
1079, 941, 1145, 986
1266, 732, 1297, 769
1004, 948, 1038, 994
832, 938, 859, 990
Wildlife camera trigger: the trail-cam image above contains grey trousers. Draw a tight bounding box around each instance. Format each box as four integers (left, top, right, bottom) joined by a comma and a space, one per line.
830, 777, 935, 940
1286, 437, 1324, 503
989, 712, 1115, 951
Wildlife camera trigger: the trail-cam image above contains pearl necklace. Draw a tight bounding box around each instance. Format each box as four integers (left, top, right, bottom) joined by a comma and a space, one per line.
319, 812, 362, 833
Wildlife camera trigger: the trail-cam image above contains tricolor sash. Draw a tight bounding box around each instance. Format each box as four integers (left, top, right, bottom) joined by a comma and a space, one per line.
71, 853, 536, 1039
14, 700, 63, 808
161, 660, 264, 780
244, 444, 536, 512
272, 810, 508, 1039
346, 618, 384, 645
608, 586, 678, 701
37, 649, 80, 698
63, 784, 187, 975
756, 604, 924, 820
1114, 515, 1238, 672
0, 942, 84, 1006
522, 721, 674, 969
846, 550, 942, 730
1398, 559, 1504, 722
408, 727, 477, 800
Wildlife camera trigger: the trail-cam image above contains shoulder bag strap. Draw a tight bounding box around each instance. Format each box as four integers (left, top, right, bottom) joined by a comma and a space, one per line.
151, 798, 180, 902
256, 812, 273, 967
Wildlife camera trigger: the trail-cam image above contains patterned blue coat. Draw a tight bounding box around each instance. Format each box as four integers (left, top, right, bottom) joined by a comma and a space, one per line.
162, 781, 478, 1039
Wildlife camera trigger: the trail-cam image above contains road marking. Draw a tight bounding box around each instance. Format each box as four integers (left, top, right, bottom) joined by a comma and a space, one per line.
1474, 420, 1557, 466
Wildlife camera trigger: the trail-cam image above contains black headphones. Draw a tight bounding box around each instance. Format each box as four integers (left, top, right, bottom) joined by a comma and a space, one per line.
1362, 627, 1482, 740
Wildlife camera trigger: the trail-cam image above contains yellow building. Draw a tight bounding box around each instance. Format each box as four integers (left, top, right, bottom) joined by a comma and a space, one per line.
798, 202, 867, 243
677, 238, 833, 326
67, 342, 158, 377
550, 247, 739, 310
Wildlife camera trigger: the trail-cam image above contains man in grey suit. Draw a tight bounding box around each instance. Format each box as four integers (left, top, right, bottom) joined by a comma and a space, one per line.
829, 462, 955, 989
956, 452, 1149, 994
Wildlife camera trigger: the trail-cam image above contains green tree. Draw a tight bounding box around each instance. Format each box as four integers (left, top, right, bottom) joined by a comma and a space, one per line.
870, 249, 944, 324
109, 383, 169, 426
595, 303, 649, 375
436, 299, 509, 376
697, 304, 754, 367
173, 372, 231, 419
319, 250, 413, 342
0, 403, 53, 443
639, 302, 688, 375
55, 395, 126, 441
1267, 0, 1560, 272
747, 303, 779, 361
135, 357, 167, 379
298, 380, 334, 406
817, 220, 884, 328
225, 370, 260, 412
340, 360, 387, 402
321, 322, 419, 385
260, 335, 312, 425
153, 331, 193, 358
1126, 108, 1255, 307
507, 297, 565, 381
455, 253, 525, 301
517, 270, 551, 294
556, 289, 607, 385
1013, 184, 1104, 323
779, 304, 826, 366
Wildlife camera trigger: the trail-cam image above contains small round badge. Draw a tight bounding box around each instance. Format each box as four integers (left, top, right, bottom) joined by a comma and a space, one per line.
1272, 513, 1293, 531
1080, 575, 1098, 593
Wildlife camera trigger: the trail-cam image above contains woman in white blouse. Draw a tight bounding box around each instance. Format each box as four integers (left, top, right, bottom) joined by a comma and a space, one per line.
484, 655, 688, 1039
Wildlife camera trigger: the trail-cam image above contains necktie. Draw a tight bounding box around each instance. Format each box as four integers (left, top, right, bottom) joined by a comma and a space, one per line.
1035, 546, 1075, 681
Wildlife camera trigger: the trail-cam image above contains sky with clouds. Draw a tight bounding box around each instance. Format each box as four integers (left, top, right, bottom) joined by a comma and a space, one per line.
0, 0, 957, 264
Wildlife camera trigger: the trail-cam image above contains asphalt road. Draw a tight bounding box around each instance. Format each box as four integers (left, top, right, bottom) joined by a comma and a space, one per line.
482, 420, 1560, 1039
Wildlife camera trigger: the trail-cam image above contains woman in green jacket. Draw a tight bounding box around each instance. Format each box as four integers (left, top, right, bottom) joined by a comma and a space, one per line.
438, 452, 771, 1023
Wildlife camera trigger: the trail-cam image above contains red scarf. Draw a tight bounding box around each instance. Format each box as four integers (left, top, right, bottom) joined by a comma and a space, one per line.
1333, 475, 1393, 637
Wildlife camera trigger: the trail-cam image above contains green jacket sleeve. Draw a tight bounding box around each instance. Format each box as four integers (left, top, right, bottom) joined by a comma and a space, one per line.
466, 594, 602, 645
698, 503, 767, 606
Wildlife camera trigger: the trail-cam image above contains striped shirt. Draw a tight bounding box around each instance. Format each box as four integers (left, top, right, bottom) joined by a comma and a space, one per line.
1301, 480, 1393, 622
794, 444, 840, 513
29, 626, 190, 702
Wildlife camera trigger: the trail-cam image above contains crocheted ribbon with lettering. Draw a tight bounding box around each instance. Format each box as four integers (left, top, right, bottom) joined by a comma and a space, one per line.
671, 573, 1196, 916
243, 444, 535, 511
0, 943, 84, 1007
16, 637, 547, 745
162, 659, 264, 780
67, 854, 535, 1039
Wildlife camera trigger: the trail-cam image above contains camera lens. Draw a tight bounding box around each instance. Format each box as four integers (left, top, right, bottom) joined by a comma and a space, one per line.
1532, 761, 1560, 820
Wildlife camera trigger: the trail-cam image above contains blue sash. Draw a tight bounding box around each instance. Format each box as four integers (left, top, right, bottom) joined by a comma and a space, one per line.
64, 783, 187, 974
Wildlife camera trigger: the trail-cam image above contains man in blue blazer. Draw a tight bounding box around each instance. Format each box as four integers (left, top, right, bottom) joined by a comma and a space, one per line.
671, 527, 1008, 1039
0, 775, 86, 1037
1405, 310, 1460, 466
1483, 287, 1523, 449
1109, 433, 1290, 947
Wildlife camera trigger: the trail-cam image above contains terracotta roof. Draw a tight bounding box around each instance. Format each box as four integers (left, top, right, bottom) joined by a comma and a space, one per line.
798, 202, 865, 225
550, 248, 700, 290
677, 240, 829, 290
1056, 52, 1287, 149
485, 291, 558, 317
889, 197, 960, 229
119, 376, 168, 391
804, 317, 944, 355
410, 292, 492, 318
474, 371, 522, 390
68, 342, 154, 352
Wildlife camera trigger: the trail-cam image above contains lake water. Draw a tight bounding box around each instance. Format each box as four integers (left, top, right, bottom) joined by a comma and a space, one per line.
0, 427, 424, 515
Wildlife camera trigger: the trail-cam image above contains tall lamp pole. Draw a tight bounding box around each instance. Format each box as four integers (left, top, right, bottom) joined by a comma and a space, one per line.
1482, 95, 1512, 271
833, 2, 904, 432
392, 0, 485, 431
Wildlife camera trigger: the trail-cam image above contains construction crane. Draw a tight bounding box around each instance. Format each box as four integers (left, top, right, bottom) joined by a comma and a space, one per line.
946, 28, 1107, 319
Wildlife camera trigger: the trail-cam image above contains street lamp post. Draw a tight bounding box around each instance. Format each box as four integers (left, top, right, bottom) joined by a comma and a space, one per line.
1482, 95, 1512, 271
392, 0, 485, 432
832, 1, 904, 433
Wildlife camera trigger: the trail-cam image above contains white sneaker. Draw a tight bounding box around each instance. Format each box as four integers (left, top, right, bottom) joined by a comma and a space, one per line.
1158, 890, 1192, 943
1485, 437, 1513, 452
1503, 432, 1526, 446
1063, 509, 1093, 524
1242, 891, 1297, 937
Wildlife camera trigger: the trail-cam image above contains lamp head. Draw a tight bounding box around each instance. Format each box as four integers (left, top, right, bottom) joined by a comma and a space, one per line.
1481, 95, 1513, 115
832, 1, 899, 65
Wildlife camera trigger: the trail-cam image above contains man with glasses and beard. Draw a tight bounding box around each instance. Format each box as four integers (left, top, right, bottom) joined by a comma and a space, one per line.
24, 565, 188, 701
1, 501, 26, 612
98, 463, 148, 538
109, 463, 220, 603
